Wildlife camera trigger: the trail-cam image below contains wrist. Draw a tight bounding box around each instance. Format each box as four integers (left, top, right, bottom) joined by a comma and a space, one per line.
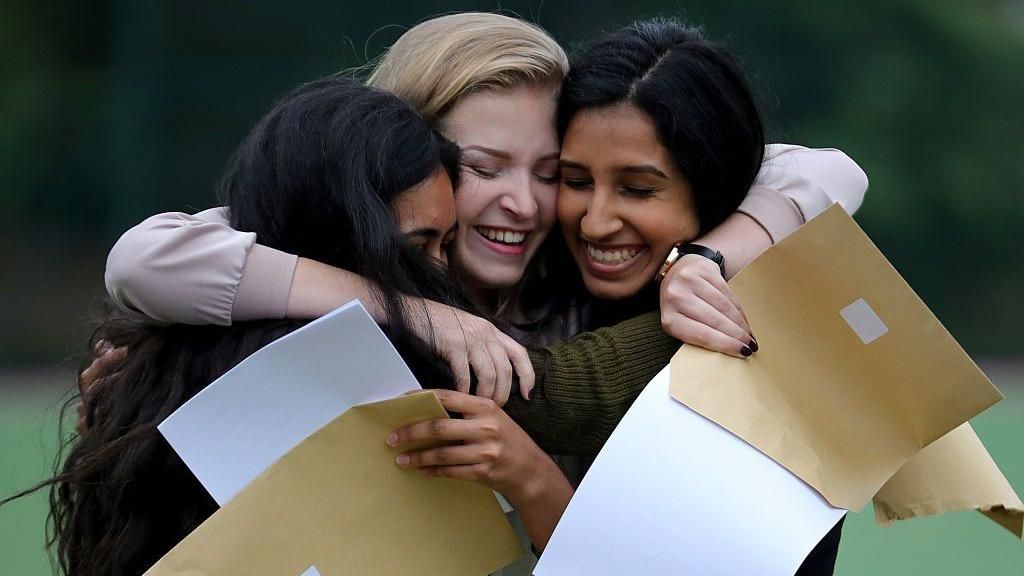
509, 454, 568, 508
657, 242, 725, 281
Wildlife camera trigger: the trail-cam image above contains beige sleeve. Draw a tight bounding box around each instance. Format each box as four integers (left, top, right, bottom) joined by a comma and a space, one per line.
105, 207, 298, 325
738, 144, 869, 243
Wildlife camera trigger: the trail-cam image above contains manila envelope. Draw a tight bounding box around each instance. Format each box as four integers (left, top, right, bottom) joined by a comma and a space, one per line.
145, 392, 522, 576
874, 422, 1023, 538
669, 204, 1004, 512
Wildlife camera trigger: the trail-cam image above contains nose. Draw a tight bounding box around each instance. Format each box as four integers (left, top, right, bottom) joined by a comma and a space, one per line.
497, 170, 538, 221
579, 189, 623, 240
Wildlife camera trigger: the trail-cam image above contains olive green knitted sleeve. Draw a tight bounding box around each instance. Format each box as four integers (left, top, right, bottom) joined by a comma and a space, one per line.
504, 312, 681, 456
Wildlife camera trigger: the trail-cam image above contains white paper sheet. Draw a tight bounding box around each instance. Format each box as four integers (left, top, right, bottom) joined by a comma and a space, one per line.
536, 366, 846, 576
158, 300, 420, 505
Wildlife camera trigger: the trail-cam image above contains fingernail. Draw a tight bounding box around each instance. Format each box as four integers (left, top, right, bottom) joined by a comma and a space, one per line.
395, 453, 410, 467
386, 432, 398, 447
748, 339, 759, 353
96, 340, 111, 354
528, 388, 534, 400
740, 346, 752, 357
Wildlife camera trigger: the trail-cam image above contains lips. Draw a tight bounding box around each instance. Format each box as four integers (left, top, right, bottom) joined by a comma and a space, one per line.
581, 241, 647, 276
475, 226, 531, 256
476, 226, 528, 246
586, 244, 640, 264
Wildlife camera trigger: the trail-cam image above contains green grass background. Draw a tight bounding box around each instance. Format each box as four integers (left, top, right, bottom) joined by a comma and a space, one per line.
1, 367, 1021, 575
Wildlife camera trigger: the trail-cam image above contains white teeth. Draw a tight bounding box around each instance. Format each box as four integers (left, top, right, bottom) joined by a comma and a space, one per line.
587, 244, 639, 264
478, 227, 527, 245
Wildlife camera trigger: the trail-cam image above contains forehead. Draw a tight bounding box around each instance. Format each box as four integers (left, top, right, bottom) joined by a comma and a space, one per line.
392, 169, 457, 232
561, 104, 673, 170
442, 85, 559, 154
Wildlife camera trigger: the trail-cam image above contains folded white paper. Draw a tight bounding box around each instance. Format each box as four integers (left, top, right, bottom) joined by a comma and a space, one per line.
158, 300, 420, 505
536, 366, 846, 576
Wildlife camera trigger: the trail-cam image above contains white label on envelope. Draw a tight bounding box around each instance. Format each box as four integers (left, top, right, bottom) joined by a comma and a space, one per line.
299, 567, 320, 576
840, 298, 888, 344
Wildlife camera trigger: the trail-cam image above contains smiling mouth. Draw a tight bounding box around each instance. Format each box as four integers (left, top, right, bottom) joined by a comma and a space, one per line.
476, 226, 528, 246
585, 243, 643, 265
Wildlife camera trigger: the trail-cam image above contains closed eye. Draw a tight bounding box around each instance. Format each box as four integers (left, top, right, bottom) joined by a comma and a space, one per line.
465, 165, 499, 179
535, 172, 559, 185
561, 177, 593, 190
621, 186, 658, 198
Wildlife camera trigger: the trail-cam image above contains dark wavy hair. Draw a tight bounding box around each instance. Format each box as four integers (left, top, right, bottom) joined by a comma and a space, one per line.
558, 18, 765, 234
2, 77, 470, 576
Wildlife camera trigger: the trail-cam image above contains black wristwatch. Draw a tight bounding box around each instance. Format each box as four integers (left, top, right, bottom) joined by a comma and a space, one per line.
656, 242, 726, 281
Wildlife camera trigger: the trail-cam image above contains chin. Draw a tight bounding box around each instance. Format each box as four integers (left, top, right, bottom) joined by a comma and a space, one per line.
471, 266, 526, 291
582, 278, 642, 301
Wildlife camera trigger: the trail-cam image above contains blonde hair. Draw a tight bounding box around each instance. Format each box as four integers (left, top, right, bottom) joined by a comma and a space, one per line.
368, 13, 569, 120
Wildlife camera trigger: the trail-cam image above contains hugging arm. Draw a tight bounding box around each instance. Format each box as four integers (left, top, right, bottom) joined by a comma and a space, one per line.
658, 144, 868, 355
104, 207, 534, 402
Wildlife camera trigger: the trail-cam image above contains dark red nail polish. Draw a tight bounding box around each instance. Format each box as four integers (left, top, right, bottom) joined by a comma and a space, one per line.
749, 339, 759, 353
740, 346, 752, 357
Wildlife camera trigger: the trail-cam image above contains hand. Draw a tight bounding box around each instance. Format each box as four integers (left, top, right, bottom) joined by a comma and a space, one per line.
411, 300, 535, 406
387, 389, 559, 504
659, 254, 757, 358
76, 341, 127, 432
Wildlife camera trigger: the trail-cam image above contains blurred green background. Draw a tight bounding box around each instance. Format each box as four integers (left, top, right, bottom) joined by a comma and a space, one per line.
1, 0, 1022, 573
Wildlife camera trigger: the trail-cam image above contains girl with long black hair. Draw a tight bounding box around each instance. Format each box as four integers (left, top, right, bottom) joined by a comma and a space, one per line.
1, 77, 575, 576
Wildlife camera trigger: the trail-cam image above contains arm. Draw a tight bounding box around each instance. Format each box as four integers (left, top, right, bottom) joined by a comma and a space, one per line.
105, 208, 536, 401
105, 207, 299, 325
738, 144, 868, 243
505, 312, 680, 456
106, 207, 384, 325
658, 145, 869, 353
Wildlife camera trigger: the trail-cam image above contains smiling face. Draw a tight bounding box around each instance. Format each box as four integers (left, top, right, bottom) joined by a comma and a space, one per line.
392, 167, 458, 265
558, 103, 701, 300
442, 84, 560, 293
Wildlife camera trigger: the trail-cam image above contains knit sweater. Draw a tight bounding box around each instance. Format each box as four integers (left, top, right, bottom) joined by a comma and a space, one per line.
506, 312, 680, 456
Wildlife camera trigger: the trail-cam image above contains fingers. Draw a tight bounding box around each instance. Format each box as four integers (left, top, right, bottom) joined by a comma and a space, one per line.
421, 388, 499, 418
444, 346, 473, 394
660, 255, 757, 357
687, 279, 753, 344
395, 444, 497, 469
661, 313, 752, 358
701, 272, 753, 336
502, 336, 535, 401
78, 346, 127, 396
464, 341, 494, 401
415, 463, 489, 482
387, 416, 485, 448
484, 341, 513, 407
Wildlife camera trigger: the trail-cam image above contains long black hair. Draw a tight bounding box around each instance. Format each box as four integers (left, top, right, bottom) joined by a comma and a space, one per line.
2, 77, 471, 576
220, 77, 467, 341
218, 76, 470, 382
558, 18, 765, 234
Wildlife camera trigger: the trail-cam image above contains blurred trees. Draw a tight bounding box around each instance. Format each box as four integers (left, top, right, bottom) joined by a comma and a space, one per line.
2, 0, 1021, 366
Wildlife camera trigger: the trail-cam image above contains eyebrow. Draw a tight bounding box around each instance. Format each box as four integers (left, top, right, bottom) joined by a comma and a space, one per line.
463, 146, 560, 163
462, 145, 511, 160
621, 165, 669, 178
559, 159, 668, 179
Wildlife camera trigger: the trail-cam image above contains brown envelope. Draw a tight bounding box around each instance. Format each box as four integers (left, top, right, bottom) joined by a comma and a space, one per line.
874, 422, 1023, 538
144, 392, 522, 575
669, 205, 1004, 511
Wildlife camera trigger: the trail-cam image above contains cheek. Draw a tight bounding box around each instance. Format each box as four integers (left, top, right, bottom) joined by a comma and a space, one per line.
637, 206, 698, 249
535, 184, 558, 229
557, 188, 587, 232
454, 175, 498, 224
